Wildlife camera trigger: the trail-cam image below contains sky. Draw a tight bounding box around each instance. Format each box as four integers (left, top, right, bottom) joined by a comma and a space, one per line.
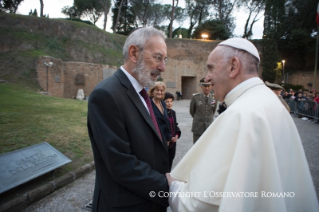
17, 0, 264, 39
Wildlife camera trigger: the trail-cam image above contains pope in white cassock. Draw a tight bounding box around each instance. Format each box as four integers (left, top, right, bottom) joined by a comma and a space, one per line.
166, 38, 319, 212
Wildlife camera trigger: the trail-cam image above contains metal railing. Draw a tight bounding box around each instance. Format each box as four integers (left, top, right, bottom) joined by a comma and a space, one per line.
285, 99, 319, 122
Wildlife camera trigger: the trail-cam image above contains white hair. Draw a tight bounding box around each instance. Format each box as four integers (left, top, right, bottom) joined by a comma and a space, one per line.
123, 27, 166, 62
218, 45, 260, 74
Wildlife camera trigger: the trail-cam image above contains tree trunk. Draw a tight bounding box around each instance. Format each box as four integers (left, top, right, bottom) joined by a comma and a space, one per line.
170, 0, 178, 38
100, 0, 110, 31
243, 11, 252, 38
113, 0, 124, 33
142, 1, 150, 27
103, 7, 107, 30
40, 0, 44, 17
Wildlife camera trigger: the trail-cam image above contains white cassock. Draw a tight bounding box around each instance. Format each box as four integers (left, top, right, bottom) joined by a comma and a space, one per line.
169, 77, 319, 212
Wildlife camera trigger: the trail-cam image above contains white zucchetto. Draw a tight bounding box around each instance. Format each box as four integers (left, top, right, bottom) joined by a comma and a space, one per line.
218, 38, 260, 61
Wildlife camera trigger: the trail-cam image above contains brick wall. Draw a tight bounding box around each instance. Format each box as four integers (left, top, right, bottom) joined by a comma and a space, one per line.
36, 39, 263, 100
36, 56, 118, 99
288, 72, 319, 91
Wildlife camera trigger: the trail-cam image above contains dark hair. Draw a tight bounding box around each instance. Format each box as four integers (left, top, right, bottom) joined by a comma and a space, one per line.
164, 92, 174, 101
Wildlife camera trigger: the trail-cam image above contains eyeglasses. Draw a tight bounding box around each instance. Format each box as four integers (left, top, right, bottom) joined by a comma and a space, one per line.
143, 49, 168, 65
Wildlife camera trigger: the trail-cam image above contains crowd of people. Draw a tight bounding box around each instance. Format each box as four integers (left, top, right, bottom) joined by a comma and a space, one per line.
283, 88, 319, 103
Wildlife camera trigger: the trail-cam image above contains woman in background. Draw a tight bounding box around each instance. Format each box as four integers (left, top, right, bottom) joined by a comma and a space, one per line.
164, 92, 181, 171
148, 82, 171, 151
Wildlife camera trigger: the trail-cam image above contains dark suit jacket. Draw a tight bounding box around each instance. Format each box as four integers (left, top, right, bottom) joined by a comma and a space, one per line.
87, 69, 169, 212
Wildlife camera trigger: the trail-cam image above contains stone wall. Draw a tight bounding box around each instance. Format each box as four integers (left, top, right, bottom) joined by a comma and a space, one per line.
37, 38, 319, 100
36, 56, 117, 99
288, 71, 319, 90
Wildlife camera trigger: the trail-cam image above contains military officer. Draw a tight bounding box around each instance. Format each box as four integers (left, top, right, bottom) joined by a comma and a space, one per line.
265, 81, 290, 113
190, 77, 217, 144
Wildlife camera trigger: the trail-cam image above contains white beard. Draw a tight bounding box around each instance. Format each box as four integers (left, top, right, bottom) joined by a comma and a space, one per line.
132, 56, 160, 88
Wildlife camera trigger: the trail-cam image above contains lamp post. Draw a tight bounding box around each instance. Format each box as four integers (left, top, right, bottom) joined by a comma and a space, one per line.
282, 60, 285, 84
201, 34, 208, 40
44, 62, 53, 93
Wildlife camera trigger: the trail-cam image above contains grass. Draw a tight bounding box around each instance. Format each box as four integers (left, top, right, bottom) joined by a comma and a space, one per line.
0, 83, 92, 176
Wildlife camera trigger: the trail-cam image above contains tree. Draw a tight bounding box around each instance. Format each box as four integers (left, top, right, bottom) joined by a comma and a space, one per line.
185, 0, 211, 38
238, 0, 265, 38
112, 0, 124, 32
192, 19, 230, 40
148, 4, 166, 27
32, 8, 38, 16
129, 1, 166, 27
162, 4, 186, 38
130, 0, 153, 27
39, 0, 43, 17
280, 0, 317, 69
61, 6, 82, 19
99, 0, 111, 30
74, 0, 104, 25
0, 0, 24, 13
169, 0, 178, 38
261, 0, 285, 82
172, 27, 188, 38
210, 0, 239, 36
111, 0, 136, 35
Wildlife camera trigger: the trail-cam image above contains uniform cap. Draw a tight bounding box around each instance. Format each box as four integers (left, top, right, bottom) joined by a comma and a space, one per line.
199, 77, 210, 86
265, 81, 283, 91
218, 38, 260, 62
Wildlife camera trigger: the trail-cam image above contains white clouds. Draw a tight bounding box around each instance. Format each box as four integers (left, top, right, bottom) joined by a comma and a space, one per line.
16, 0, 263, 39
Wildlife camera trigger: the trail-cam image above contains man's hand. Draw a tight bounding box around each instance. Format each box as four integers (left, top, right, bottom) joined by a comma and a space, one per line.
166, 173, 177, 186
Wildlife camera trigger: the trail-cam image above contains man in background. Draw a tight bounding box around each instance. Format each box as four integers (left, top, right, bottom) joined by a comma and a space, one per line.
189, 78, 217, 144
265, 81, 290, 112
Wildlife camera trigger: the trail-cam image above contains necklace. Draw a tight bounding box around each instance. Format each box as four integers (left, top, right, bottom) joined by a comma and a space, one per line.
236, 83, 264, 100
153, 98, 164, 113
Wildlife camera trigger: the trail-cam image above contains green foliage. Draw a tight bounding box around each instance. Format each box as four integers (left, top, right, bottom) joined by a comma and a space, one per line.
130, 1, 166, 27
162, 4, 186, 26
261, 35, 278, 82
284, 0, 317, 38
157, 76, 164, 81
0, 12, 125, 88
61, 6, 83, 19
111, 0, 136, 35
282, 83, 304, 91
28, 8, 38, 16
261, 0, 285, 82
210, 0, 236, 36
0, 0, 23, 13
65, 17, 94, 25
172, 27, 189, 38
185, 0, 211, 38
46, 38, 64, 52
239, 0, 265, 38
32, 8, 38, 16
274, 62, 282, 80
192, 19, 230, 40
74, 0, 104, 25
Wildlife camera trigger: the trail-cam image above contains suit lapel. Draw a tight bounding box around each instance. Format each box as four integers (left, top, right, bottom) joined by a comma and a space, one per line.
114, 69, 166, 150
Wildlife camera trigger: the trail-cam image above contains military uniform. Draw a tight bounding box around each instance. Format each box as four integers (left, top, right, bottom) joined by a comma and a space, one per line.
190, 92, 217, 143
278, 95, 290, 112
265, 81, 290, 113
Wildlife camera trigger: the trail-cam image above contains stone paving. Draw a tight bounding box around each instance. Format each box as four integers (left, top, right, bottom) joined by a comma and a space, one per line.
23, 100, 319, 211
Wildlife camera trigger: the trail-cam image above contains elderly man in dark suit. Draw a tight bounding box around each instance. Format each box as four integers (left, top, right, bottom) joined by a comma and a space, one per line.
87, 27, 169, 212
